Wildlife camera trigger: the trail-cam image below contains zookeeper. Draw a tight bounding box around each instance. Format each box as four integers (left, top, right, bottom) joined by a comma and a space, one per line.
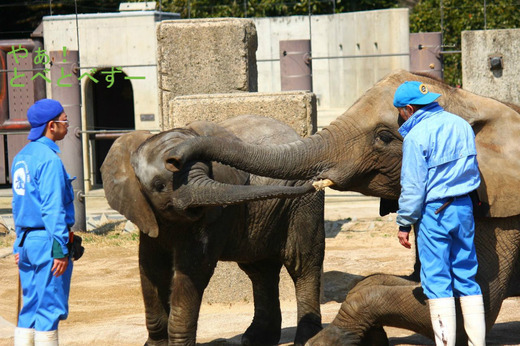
12, 99, 76, 346
393, 81, 486, 346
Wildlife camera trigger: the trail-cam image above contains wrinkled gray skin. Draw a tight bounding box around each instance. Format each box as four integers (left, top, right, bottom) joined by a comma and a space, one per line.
100, 115, 324, 346
166, 70, 520, 345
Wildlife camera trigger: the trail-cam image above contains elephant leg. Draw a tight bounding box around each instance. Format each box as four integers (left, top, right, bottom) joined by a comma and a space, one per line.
284, 193, 325, 345
168, 270, 209, 345
307, 274, 433, 345
139, 233, 173, 346
168, 240, 217, 345
286, 267, 323, 346
238, 259, 283, 345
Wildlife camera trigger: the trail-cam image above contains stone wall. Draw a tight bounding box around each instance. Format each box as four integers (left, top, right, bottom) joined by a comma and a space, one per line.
157, 18, 258, 129
170, 91, 317, 137
253, 9, 410, 109
462, 29, 520, 105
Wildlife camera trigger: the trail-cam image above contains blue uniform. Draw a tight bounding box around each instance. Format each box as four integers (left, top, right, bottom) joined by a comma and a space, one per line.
397, 102, 482, 299
12, 136, 75, 331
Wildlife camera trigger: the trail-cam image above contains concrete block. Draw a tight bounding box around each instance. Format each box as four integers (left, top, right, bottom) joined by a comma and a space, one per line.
157, 18, 258, 128
169, 91, 317, 137
462, 29, 520, 104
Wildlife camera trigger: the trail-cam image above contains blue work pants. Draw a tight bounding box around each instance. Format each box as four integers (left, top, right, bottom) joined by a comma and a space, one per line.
15, 230, 72, 331
417, 195, 482, 299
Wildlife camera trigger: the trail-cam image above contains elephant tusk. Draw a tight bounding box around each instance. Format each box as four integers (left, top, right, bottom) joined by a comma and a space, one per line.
312, 179, 335, 191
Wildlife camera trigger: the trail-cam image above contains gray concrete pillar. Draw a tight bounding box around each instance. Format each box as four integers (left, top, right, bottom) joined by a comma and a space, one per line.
49, 50, 86, 232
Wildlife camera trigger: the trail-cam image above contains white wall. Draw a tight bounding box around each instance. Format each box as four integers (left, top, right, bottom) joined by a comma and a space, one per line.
43, 11, 179, 189
43, 8, 410, 124
253, 8, 410, 110
43, 11, 178, 131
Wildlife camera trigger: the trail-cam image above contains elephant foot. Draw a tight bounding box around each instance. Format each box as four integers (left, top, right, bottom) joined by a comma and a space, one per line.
306, 323, 363, 346
241, 320, 281, 346
144, 338, 168, 346
294, 314, 322, 346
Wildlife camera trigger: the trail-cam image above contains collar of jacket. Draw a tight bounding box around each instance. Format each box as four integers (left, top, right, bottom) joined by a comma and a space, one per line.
34, 136, 61, 154
398, 102, 443, 138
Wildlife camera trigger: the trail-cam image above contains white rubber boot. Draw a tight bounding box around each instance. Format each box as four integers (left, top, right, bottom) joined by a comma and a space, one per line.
460, 294, 486, 346
428, 297, 456, 346
14, 327, 34, 346
34, 330, 58, 346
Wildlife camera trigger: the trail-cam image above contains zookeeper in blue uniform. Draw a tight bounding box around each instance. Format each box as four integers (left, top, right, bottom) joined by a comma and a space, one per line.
12, 99, 75, 346
394, 81, 486, 346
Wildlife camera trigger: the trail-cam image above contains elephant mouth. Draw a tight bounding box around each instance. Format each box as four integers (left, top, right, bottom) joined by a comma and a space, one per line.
182, 206, 205, 220
164, 198, 205, 221
312, 178, 335, 191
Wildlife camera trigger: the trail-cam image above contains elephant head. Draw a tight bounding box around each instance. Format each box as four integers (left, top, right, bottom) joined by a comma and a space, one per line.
166, 70, 520, 218
100, 121, 315, 238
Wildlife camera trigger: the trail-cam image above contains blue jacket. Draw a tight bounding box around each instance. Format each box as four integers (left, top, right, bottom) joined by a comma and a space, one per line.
12, 137, 75, 256
396, 102, 481, 228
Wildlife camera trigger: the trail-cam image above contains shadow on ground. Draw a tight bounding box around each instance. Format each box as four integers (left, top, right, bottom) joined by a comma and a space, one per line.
321, 270, 363, 303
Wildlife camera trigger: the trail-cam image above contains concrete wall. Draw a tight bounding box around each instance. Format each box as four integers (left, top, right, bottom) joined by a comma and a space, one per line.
252, 8, 410, 109
43, 11, 179, 131
157, 18, 258, 129
42, 8, 410, 130
170, 91, 316, 137
43, 10, 179, 190
462, 29, 520, 105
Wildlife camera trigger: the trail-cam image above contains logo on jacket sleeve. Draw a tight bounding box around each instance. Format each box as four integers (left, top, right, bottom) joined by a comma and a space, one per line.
13, 166, 27, 196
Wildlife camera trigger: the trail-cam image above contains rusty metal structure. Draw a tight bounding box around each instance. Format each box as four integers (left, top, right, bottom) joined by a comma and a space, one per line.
279, 40, 313, 92
0, 26, 86, 230
0, 28, 46, 185
409, 32, 443, 80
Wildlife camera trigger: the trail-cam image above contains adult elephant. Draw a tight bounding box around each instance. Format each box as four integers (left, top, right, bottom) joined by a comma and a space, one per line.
100, 115, 325, 345
166, 70, 520, 344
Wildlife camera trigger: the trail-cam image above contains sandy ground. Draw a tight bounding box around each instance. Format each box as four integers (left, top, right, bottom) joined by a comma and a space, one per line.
0, 191, 519, 345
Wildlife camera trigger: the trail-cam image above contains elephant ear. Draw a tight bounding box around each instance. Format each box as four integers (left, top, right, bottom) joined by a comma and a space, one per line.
100, 131, 159, 237
448, 89, 520, 218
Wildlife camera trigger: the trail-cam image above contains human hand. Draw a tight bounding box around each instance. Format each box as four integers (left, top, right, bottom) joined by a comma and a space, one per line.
398, 230, 412, 249
14, 253, 19, 265
51, 257, 69, 277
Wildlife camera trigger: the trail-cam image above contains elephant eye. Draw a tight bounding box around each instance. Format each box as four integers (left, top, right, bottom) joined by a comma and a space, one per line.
153, 179, 166, 191
377, 130, 394, 144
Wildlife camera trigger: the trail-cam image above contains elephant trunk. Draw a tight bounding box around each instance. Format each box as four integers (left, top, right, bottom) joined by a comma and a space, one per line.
166, 130, 334, 182
172, 162, 318, 210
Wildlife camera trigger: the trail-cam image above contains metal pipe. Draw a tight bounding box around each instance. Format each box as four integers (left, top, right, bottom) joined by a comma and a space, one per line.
50, 50, 86, 232
0, 63, 157, 74
311, 53, 409, 60
90, 133, 128, 140
80, 129, 133, 134
77, 192, 106, 199
0, 39, 36, 52
0, 68, 46, 73
0, 131, 29, 135
258, 52, 409, 63
0, 119, 30, 130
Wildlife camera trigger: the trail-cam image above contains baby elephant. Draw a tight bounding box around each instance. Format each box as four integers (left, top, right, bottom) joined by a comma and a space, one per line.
101, 115, 325, 345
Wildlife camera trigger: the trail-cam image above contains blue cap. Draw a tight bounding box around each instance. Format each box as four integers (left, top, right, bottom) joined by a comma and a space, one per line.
393, 81, 441, 108
27, 99, 64, 141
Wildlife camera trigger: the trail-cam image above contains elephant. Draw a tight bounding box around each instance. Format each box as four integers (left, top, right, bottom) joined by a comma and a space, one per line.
100, 115, 325, 345
166, 70, 520, 344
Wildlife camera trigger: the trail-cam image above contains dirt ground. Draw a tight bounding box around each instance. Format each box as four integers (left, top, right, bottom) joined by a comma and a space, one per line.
0, 192, 519, 345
